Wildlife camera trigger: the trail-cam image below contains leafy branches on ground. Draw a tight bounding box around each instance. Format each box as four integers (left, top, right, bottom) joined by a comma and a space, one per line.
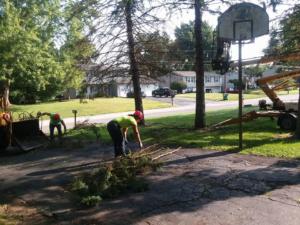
70, 151, 162, 207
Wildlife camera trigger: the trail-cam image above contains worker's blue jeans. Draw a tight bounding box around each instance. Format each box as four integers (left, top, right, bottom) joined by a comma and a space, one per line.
49, 124, 62, 140
107, 121, 126, 157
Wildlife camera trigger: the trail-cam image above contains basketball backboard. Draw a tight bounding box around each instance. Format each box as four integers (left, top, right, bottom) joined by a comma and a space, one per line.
218, 2, 269, 41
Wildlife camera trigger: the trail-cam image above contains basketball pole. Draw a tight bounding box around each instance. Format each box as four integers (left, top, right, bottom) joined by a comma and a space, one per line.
217, 2, 269, 151
238, 39, 243, 150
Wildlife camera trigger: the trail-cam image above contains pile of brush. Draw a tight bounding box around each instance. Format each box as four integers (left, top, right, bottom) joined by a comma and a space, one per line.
70, 144, 181, 207
130, 144, 181, 160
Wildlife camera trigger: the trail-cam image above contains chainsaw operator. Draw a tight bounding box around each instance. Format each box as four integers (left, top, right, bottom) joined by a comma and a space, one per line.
107, 110, 144, 157
37, 112, 66, 141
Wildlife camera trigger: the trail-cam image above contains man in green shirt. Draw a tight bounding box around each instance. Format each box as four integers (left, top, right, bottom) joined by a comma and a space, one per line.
107, 110, 143, 157
37, 112, 67, 141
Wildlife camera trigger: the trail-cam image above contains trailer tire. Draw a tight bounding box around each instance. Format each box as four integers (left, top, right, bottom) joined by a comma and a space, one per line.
277, 113, 297, 131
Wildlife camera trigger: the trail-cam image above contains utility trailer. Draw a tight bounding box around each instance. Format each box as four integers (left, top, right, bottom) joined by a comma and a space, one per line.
1, 81, 49, 152
0, 118, 48, 152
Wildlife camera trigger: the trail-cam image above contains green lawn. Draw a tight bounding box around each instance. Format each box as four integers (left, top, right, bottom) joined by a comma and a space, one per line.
10, 97, 170, 119
177, 89, 299, 101
66, 107, 300, 159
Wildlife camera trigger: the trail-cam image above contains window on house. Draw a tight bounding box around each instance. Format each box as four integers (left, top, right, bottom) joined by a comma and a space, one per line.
214, 76, 220, 82
205, 76, 211, 83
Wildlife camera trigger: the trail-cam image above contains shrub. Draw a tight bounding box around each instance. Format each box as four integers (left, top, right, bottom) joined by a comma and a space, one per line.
170, 81, 187, 94
80, 195, 102, 207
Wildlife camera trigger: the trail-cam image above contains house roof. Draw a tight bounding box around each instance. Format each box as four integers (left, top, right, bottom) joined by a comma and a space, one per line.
172, 71, 221, 77
81, 63, 158, 85
172, 71, 195, 77
87, 75, 158, 85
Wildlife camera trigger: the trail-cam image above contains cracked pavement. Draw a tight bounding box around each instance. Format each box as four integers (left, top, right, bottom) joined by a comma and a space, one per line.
0, 147, 299, 225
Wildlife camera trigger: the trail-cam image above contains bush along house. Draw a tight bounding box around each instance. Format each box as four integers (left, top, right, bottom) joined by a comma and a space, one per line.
159, 71, 224, 93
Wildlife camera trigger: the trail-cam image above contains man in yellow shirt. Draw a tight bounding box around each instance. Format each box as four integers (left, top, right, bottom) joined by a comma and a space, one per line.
107, 110, 143, 157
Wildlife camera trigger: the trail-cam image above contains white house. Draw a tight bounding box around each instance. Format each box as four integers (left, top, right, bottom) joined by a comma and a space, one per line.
82, 64, 159, 97
86, 76, 159, 97
224, 70, 259, 90
159, 71, 224, 93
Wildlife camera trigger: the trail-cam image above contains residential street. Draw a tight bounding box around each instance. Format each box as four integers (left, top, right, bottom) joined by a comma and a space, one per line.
40, 94, 299, 132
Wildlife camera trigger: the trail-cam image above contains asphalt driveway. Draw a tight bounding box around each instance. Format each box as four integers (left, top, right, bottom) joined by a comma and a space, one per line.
0, 145, 299, 225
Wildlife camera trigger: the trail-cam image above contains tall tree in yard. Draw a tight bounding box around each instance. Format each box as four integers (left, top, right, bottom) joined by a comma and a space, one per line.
170, 21, 214, 71
0, 0, 97, 103
75, 0, 167, 121
135, 31, 172, 78
170, 0, 237, 129
194, 0, 205, 129
60, 2, 97, 99
124, 0, 143, 115
0, 0, 67, 103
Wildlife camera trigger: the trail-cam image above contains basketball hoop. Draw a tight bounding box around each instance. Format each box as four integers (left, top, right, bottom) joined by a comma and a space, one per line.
218, 2, 269, 42
217, 2, 269, 150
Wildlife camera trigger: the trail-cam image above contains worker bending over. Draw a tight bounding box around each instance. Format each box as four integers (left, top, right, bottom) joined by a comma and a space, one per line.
107, 110, 143, 157
37, 112, 66, 141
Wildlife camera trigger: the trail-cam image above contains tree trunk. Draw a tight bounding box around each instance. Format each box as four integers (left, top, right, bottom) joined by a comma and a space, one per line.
194, 0, 205, 129
295, 86, 300, 139
125, 1, 144, 122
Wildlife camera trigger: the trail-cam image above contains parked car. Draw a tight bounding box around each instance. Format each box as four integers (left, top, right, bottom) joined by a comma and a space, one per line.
126, 91, 146, 98
152, 88, 176, 97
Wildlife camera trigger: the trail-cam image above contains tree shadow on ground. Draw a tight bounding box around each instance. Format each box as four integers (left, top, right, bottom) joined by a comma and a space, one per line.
0, 136, 299, 224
